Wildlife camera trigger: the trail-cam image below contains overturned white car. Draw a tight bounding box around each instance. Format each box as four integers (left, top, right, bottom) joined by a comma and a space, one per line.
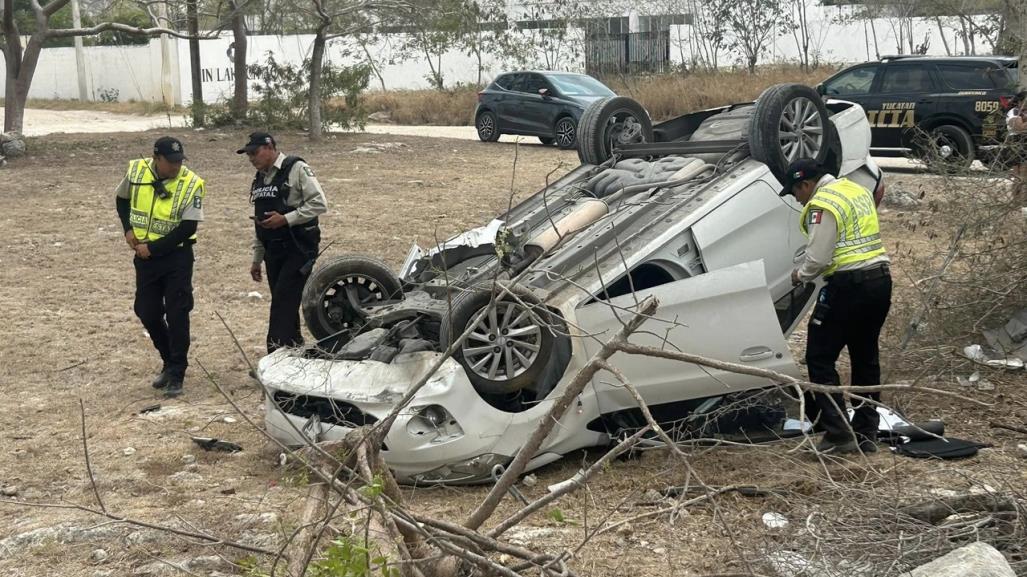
258, 84, 885, 484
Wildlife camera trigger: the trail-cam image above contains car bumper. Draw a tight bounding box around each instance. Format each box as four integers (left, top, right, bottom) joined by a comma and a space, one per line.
258, 350, 520, 484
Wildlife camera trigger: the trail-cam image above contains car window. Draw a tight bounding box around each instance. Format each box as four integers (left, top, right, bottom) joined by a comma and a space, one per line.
502, 74, 525, 92
823, 66, 878, 96
546, 74, 616, 97
879, 65, 935, 93
493, 74, 515, 91
522, 74, 550, 95
937, 63, 1000, 90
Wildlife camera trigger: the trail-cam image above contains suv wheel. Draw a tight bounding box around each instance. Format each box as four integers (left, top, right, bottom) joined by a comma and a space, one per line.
921, 124, 975, 171
554, 117, 577, 149
476, 111, 501, 142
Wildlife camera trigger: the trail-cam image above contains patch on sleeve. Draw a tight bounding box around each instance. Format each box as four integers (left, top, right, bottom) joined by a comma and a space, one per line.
302, 166, 316, 178
193, 195, 202, 209
807, 209, 823, 226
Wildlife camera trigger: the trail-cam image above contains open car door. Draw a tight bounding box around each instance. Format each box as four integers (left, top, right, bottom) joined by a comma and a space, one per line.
575, 261, 799, 413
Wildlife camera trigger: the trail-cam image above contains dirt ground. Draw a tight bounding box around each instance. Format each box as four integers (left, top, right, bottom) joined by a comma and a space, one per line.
0, 129, 1025, 577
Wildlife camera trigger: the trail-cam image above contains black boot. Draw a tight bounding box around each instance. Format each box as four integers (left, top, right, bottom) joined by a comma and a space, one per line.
163, 376, 183, 398
151, 368, 173, 389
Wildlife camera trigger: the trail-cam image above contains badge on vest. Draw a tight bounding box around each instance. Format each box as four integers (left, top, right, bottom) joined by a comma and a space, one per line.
302, 166, 315, 178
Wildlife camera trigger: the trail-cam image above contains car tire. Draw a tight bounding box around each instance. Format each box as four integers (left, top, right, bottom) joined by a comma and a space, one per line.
749, 84, 832, 180
577, 96, 654, 165
476, 111, 501, 142
554, 116, 577, 149
301, 255, 403, 349
920, 124, 975, 171
440, 285, 559, 395
539, 136, 556, 146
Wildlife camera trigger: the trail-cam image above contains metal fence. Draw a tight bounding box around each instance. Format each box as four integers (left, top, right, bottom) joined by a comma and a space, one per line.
585, 31, 671, 77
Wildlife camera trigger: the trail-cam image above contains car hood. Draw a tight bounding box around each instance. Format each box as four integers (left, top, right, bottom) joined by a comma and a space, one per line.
258, 350, 469, 405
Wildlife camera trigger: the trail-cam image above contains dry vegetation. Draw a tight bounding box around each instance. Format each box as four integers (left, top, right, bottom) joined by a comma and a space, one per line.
0, 128, 1025, 577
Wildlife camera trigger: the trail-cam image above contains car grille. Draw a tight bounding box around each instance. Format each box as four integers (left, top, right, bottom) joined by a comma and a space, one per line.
272, 392, 378, 428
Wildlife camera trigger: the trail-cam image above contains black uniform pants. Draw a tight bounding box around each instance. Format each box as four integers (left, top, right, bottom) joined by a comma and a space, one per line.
263, 240, 312, 354
804, 268, 892, 443
134, 246, 194, 378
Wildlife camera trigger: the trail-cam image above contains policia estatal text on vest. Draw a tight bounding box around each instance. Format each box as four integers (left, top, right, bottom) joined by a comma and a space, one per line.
238, 132, 328, 353
783, 158, 892, 455
115, 136, 206, 397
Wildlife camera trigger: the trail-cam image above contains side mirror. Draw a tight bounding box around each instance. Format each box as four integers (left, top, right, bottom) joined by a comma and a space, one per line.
538, 88, 550, 97
815, 83, 826, 96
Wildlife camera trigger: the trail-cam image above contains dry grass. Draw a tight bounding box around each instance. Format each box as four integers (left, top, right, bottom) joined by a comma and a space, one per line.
362, 87, 480, 126
0, 97, 183, 116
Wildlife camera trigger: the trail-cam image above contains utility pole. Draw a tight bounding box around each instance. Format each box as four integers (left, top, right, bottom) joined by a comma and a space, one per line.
187, 0, 204, 126
71, 0, 89, 101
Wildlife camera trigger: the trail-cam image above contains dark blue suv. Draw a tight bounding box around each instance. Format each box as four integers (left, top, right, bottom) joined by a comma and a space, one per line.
474, 71, 615, 148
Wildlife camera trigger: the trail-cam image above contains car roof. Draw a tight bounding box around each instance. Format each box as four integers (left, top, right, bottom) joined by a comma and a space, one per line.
877, 55, 1017, 65
495, 71, 591, 77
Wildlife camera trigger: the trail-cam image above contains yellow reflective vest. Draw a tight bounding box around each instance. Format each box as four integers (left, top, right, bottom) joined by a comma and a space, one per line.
799, 178, 886, 276
126, 159, 204, 243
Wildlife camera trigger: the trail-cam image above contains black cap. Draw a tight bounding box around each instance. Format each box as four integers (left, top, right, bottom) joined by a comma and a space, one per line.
153, 136, 186, 162
781, 158, 823, 195
236, 131, 276, 154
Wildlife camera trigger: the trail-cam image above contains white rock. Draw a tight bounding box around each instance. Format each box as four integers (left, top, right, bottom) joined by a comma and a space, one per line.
762, 511, 789, 529
246, 291, 263, 300
181, 454, 196, 465
122, 447, 136, 456
653, 547, 667, 555
905, 542, 1015, 577
1017, 443, 1027, 459
521, 474, 537, 487
93, 571, 113, 577
1, 486, 19, 497
90, 549, 109, 563
223, 416, 237, 424
167, 471, 203, 485
235, 512, 279, 525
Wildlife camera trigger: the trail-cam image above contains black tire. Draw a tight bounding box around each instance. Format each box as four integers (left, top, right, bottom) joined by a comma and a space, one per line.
749, 84, 832, 180
554, 116, 577, 149
538, 136, 556, 146
577, 96, 653, 165
439, 286, 559, 395
476, 111, 500, 142
301, 255, 403, 347
919, 124, 975, 171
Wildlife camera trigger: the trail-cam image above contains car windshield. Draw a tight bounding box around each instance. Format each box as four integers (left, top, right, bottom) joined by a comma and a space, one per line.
546, 74, 615, 97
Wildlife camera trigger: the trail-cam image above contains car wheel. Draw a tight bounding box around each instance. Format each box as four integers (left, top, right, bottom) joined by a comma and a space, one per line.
440, 285, 558, 395
476, 111, 501, 142
301, 255, 403, 348
538, 136, 556, 146
920, 124, 975, 171
749, 84, 831, 180
554, 117, 577, 149
577, 96, 654, 165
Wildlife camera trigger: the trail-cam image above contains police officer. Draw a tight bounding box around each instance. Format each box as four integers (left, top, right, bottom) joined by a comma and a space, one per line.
1006, 91, 1026, 199
115, 136, 206, 397
784, 158, 891, 454
237, 132, 327, 353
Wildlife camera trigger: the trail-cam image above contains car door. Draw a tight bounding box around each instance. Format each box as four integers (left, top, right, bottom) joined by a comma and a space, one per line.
690, 178, 802, 306
576, 261, 800, 413
495, 73, 527, 132
867, 64, 939, 150
520, 73, 556, 135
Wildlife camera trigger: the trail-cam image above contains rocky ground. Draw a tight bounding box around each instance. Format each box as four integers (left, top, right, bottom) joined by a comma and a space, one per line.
0, 128, 1025, 577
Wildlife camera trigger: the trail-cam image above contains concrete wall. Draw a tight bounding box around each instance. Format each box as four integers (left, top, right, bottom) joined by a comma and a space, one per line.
0, 10, 1004, 104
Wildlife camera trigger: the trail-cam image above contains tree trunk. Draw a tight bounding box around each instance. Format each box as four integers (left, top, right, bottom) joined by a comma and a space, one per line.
935, 18, 951, 56
187, 0, 204, 126
4, 32, 46, 135
359, 39, 387, 91
1019, 0, 1027, 89
308, 27, 328, 141
229, 0, 248, 121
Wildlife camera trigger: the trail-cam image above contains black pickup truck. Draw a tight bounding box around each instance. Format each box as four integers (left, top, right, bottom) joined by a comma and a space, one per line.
816, 55, 1020, 167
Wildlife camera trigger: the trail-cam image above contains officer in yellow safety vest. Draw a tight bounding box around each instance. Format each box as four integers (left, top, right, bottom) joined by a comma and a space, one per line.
783, 158, 892, 455
115, 136, 206, 397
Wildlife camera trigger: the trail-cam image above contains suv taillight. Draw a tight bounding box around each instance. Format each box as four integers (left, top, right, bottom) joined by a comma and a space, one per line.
477, 91, 484, 102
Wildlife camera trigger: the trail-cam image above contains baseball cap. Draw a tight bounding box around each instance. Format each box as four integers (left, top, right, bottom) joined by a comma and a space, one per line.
153, 136, 186, 162
236, 131, 276, 154
780, 158, 822, 195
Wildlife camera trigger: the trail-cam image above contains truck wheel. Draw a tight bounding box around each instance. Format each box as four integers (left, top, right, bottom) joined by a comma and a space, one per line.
921, 124, 975, 171
440, 285, 563, 395
749, 84, 832, 180
577, 96, 653, 165
301, 255, 403, 348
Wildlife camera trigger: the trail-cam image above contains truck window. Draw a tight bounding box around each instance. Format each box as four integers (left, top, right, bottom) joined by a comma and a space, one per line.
879, 65, 935, 93
823, 66, 878, 96
937, 63, 999, 90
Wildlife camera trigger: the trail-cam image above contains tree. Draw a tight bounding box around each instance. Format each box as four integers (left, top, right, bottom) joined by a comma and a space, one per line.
0, 0, 193, 134
720, 0, 788, 72
455, 0, 506, 87
394, 0, 464, 90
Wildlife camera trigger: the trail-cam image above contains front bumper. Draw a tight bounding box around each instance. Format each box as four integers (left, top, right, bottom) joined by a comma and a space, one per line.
258, 350, 519, 484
